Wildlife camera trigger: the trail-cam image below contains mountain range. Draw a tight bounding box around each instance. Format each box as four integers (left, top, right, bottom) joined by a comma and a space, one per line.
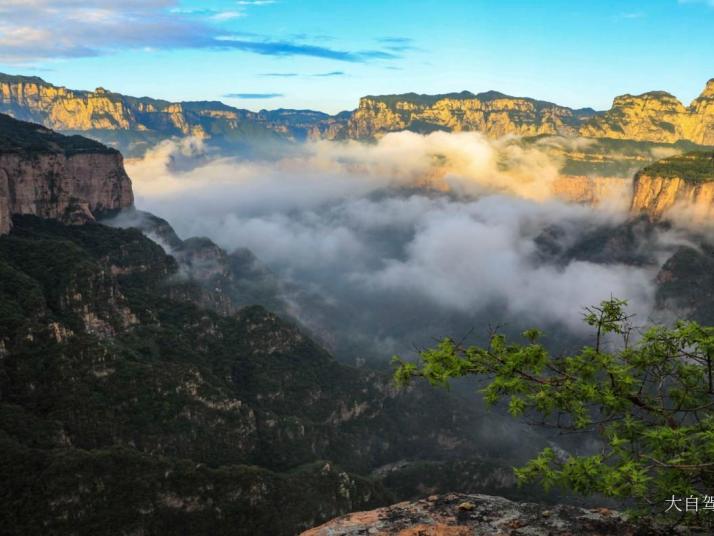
2, 73, 714, 155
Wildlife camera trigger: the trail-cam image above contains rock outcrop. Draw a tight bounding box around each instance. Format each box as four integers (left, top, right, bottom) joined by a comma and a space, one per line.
302, 493, 668, 535
630, 151, 714, 220
580, 81, 714, 145
0, 112, 133, 234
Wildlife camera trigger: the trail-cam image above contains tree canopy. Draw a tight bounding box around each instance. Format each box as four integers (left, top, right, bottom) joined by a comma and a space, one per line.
394, 298, 714, 527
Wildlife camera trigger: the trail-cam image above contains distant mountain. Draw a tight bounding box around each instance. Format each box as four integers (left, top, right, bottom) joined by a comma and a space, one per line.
580, 81, 714, 144
350, 82, 714, 144
0, 73, 347, 155
346, 90, 598, 139
2, 72, 714, 155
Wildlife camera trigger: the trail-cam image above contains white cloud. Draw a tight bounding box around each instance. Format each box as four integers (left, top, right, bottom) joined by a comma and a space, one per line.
0, 0, 395, 63
125, 132, 661, 339
210, 10, 245, 21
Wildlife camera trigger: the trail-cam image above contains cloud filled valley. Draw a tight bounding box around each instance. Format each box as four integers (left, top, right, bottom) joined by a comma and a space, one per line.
124, 131, 692, 362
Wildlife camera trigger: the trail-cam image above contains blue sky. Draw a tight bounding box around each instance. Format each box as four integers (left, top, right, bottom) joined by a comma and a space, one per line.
0, 0, 713, 113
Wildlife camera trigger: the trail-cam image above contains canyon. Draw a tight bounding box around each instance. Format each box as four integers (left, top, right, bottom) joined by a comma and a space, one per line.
1, 89, 714, 534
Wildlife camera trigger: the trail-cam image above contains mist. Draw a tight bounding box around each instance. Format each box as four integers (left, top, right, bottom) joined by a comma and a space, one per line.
124, 131, 674, 362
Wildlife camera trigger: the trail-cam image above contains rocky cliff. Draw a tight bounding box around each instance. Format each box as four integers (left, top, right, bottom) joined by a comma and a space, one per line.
552, 175, 631, 207
342, 80, 714, 143
0, 113, 133, 234
346, 91, 596, 139
630, 151, 714, 220
0, 73, 342, 154
302, 493, 668, 535
4, 72, 714, 150
580, 80, 714, 145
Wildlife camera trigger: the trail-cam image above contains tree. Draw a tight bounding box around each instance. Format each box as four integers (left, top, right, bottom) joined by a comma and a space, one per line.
393, 298, 714, 526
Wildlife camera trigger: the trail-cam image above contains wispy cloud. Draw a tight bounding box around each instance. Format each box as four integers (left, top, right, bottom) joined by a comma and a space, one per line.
210, 10, 245, 21
260, 71, 346, 77
260, 72, 299, 77
0, 1, 400, 63
313, 70, 345, 77
376, 36, 419, 53
224, 92, 284, 99
214, 37, 397, 61
377, 37, 414, 44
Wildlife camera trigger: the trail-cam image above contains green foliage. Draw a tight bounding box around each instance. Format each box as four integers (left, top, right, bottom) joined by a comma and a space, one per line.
394, 298, 714, 525
639, 151, 714, 182
0, 112, 115, 155
1, 215, 493, 534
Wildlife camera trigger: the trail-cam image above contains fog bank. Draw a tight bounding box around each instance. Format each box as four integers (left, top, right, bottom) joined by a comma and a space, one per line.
125, 132, 672, 360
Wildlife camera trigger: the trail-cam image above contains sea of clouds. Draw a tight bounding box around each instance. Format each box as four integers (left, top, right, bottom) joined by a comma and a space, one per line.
124, 131, 682, 360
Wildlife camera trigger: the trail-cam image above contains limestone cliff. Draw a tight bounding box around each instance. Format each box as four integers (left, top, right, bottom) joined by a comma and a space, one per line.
630, 151, 714, 220
4, 72, 714, 149
580, 80, 714, 144
552, 175, 631, 207
0, 113, 133, 234
688, 79, 714, 145
350, 80, 714, 144
1, 74, 232, 136
347, 91, 596, 139
0, 73, 339, 154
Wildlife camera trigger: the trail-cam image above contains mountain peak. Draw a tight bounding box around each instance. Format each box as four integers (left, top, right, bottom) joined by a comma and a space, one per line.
699, 78, 714, 99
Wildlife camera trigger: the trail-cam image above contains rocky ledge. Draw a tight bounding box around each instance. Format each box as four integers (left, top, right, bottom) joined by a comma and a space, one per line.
301, 493, 670, 536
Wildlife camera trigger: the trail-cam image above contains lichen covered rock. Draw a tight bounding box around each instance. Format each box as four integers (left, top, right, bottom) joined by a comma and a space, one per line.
302, 493, 670, 535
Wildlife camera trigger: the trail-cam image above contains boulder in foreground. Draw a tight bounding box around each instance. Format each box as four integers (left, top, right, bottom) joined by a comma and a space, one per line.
302, 493, 671, 536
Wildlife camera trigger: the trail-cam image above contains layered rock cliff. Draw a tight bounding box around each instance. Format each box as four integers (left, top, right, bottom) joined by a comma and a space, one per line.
552, 175, 631, 207
580, 80, 714, 145
0, 113, 133, 234
0, 74, 240, 135
0, 73, 342, 154
348, 81, 714, 143
346, 91, 596, 139
4, 72, 714, 150
630, 151, 714, 220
